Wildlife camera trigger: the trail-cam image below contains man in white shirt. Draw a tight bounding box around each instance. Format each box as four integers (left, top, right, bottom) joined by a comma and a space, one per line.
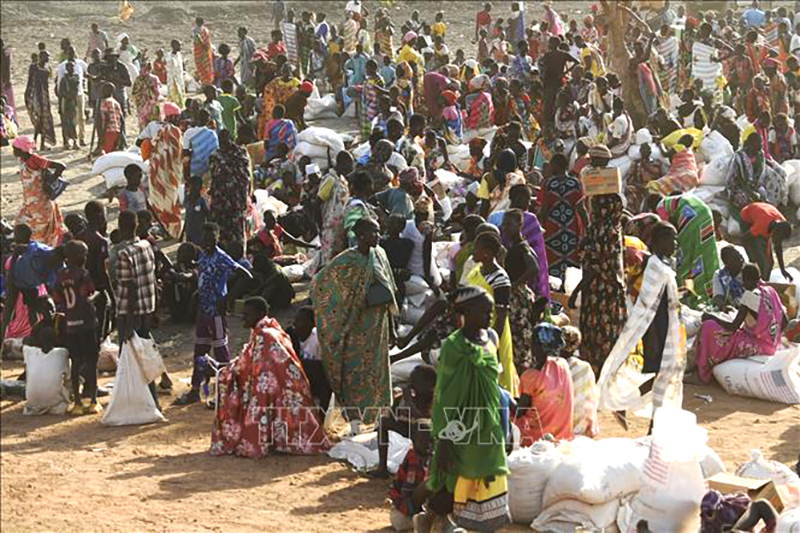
56, 45, 88, 145
791, 23, 800, 57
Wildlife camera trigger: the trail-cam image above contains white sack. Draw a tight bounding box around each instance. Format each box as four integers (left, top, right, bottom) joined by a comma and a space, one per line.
23, 346, 69, 415
101, 339, 165, 426
532, 499, 620, 533
713, 349, 800, 404
296, 126, 345, 153
507, 440, 562, 524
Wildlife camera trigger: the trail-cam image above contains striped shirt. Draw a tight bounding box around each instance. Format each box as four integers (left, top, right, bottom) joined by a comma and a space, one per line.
185, 127, 219, 177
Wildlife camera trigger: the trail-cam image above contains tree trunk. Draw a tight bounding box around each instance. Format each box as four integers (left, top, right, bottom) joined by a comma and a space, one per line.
601, 0, 649, 129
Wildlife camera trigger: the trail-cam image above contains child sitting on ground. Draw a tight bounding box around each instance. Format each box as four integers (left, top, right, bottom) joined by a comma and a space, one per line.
370, 364, 436, 480
287, 306, 331, 408
387, 421, 432, 532
250, 209, 318, 265
118, 164, 148, 213
53, 240, 101, 415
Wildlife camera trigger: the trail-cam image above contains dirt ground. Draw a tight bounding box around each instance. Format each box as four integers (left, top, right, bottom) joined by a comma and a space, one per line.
1, 2, 799, 532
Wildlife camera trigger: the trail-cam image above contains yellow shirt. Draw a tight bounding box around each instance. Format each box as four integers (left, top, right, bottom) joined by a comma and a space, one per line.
431, 22, 447, 39
397, 45, 424, 72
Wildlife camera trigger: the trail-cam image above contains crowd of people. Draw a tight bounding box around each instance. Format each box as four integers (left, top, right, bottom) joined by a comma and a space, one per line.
2, 0, 800, 531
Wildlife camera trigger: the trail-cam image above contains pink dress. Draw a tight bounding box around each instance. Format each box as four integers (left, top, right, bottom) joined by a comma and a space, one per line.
515, 357, 574, 447
696, 284, 785, 383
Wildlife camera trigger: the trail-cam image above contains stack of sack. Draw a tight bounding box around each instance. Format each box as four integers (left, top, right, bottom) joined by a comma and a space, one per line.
303, 85, 356, 121
506, 408, 725, 532
735, 449, 800, 528
91, 149, 149, 190
293, 126, 345, 172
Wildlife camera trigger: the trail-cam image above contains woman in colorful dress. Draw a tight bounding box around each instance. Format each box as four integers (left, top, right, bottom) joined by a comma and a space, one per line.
208, 129, 251, 246
657, 193, 720, 307
313, 151, 352, 275
344, 171, 377, 247
539, 153, 584, 281
360, 59, 387, 140
696, 263, 786, 383
464, 74, 494, 132
148, 103, 183, 239
193, 17, 214, 85
421, 286, 511, 533
262, 104, 298, 160
258, 65, 300, 139
211, 296, 327, 458
24, 51, 55, 150
131, 61, 161, 130
311, 217, 397, 428
626, 143, 666, 214
11, 136, 64, 246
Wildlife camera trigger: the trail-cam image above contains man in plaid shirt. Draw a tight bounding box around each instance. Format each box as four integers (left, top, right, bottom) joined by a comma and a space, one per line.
115, 210, 162, 406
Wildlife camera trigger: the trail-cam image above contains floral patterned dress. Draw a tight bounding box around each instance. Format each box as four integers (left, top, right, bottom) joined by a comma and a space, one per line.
578, 194, 627, 372
312, 171, 349, 275
211, 317, 328, 457
18, 154, 63, 246
208, 144, 251, 246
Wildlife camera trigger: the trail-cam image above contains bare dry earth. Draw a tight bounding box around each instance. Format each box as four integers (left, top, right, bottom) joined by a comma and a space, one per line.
1, 2, 799, 532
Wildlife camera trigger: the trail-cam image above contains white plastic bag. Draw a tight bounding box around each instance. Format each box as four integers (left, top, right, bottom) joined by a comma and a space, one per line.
327, 431, 411, 474
713, 349, 800, 404
391, 354, 425, 384
23, 346, 70, 415
699, 130, 734, 163
618, 408, 707, 533
507, 440, 562, 524
101, 340, 165, 426
128, 333, 165, 384
542, 437, 650, 507
97, 337, 120, 373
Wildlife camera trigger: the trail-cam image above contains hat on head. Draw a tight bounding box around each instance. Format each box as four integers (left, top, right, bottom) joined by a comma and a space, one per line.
103, 47, 119, 58
12, 135, 36, 154
451, 285, 493, 308
763, 57, 780, 69
300, 81, 314, 94
163, 102, 181, 117
305, 163, 320, 175
403, 31, 418, 44
533, 323, 565, 355
589, 144, 612, 159
399, 166, 420, 184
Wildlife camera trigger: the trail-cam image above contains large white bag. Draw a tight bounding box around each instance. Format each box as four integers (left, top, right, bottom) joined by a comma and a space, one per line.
327, 430, 411, 474
91, 151, 145, 175
296, 126, 345, 154
713, 348, 800, 404
304, 94, 339, 120
532, 498, 620, 533
542, 437, 650, 508
699, 130, 734, 163
102, 339, 165, 426
23, 346, 70, 415
736, 449, 800, 485
293, 141, 332, 161
508, 440, 562, 524
699, 154, 733, 186
618, 408, 707, 533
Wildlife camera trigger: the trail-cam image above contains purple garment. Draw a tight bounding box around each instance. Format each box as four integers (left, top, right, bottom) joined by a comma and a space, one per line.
423, 72, 450, 118
700, 490, 750, 533
489, 210, 551, 299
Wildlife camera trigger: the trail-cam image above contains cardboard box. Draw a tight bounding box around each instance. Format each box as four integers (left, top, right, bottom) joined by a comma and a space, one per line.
707, 473, 786, 513
581, 167, 621, 197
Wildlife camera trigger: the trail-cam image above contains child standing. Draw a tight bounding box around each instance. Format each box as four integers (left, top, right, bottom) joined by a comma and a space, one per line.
118, 164, 148, 213
175, 222, 251, 406
184, 175, 209, 246
97, 82, 123, 154
58, 62, 80, 150
152, 49, 168, 85
53, 240, 101, 415
287, 306, 331, 408
560, 325, 600, 438
431, 12, 447, 40
213, 43, 238, 89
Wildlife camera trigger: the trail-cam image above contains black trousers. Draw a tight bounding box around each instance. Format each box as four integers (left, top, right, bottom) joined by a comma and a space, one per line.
66, 328, 99, 402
